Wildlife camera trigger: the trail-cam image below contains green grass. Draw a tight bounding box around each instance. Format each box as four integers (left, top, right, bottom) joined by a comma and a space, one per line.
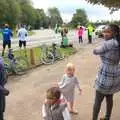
3, 46, 77, 71
60, 47, 77, 56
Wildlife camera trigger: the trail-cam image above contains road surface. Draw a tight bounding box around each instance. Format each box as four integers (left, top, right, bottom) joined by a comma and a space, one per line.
0, 29, 96, 51
5, 39, 120, 120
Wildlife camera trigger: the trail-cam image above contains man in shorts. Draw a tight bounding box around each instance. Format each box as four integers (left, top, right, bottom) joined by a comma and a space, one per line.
2, 24, 13, 56
17, 25, 28, 49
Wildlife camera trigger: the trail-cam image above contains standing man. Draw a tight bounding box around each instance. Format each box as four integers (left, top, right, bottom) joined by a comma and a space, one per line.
87, 24, 94, 44
2, 24, 13, 56
17, 25, 28, 49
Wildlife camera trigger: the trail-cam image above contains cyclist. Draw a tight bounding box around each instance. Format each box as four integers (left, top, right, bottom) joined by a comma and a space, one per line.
17, 24, 28, 49
2, 24, 13, 56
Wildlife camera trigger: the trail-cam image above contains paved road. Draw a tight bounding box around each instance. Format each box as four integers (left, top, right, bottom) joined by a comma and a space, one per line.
0, 29, 75, 50
5, 40, 120, 120
0, 29, 96, 51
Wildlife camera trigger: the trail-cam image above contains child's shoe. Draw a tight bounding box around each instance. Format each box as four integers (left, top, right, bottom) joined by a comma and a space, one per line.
69, 110, 78, 115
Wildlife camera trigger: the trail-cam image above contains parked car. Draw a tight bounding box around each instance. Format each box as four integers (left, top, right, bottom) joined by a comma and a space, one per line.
95, 25, 106, 38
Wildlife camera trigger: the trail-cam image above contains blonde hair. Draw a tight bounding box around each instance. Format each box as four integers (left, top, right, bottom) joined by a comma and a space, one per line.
66, 63, 75, 72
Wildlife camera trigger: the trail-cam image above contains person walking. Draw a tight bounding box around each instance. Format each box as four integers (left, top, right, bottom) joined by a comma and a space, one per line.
78, 26, 84, 44
2, 24, 13, 56
58, 63, 82, 114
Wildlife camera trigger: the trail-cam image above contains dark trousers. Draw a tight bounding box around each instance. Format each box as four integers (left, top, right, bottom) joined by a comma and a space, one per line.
88, 35, 92, 43
0, 96, 5, 120
79, 36, 83, 43
0, 112, 4, 120
93, 91, 113, 120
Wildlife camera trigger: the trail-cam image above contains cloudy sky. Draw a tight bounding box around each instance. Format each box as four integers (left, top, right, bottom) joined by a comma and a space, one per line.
32, 0, 120, 22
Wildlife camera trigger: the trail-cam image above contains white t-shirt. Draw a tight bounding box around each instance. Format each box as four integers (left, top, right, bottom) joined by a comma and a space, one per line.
17, 28, 28, 41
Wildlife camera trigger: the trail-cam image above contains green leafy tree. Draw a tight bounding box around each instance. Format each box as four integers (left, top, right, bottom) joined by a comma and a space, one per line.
17, 0, 32, 6
48, 7, 63, 28
70, 9, 88, 28
18, 0, 36, 26
20, 4, 36, 26
34, 9, 50, 29
86, 0, 120, 12
0, 0, 21, 28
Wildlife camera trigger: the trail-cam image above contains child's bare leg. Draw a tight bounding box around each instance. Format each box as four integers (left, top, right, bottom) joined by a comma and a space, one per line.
69, 101, 73, 111
68, 101, 78, 114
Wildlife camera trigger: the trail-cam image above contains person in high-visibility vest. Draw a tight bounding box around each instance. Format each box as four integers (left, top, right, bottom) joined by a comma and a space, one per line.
87, 24, 94, 44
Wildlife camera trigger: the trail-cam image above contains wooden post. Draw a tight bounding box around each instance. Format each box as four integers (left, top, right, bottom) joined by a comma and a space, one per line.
30, 48, 35, 65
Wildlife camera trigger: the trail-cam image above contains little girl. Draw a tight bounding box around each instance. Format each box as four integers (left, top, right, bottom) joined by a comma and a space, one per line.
58, 63, 82, 114
78, 26, 84, 44
42, 87, 71, 120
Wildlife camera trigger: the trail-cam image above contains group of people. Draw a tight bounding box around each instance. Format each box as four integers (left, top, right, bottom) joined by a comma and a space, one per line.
0, 24, 120, 120
1, 24, 28, 56
0, 23, 28, 120
42, 24, 120, 120
77, 24, 94, 44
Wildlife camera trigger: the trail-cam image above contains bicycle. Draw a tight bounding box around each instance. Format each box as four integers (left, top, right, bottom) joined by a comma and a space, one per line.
3, 49, 29, 75
40, 43, 64, 65
52, 43, 64, 60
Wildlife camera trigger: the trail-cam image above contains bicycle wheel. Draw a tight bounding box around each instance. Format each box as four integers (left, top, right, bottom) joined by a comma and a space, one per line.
55, 48, 64, 60
14, 57, 28, 74
41, 51, 54, 65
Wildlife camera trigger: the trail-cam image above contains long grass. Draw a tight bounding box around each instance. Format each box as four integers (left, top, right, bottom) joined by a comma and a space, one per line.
3, 46, 77, 69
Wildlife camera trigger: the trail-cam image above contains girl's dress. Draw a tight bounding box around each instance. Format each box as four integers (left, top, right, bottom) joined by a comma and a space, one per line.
94, 39, 120, 94
58, 74, 80, 102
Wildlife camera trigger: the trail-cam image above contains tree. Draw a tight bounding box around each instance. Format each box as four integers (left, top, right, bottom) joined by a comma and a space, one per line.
17, 0, 32, 4
34, 9, 50, 29
70, 9, 88, 28
19, 4, 36, 26
86, 0, 120, 11
48, 7, 63, 28
0, 0, 21, 28
0, 0, 9, 25
17, 0, 37, 27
